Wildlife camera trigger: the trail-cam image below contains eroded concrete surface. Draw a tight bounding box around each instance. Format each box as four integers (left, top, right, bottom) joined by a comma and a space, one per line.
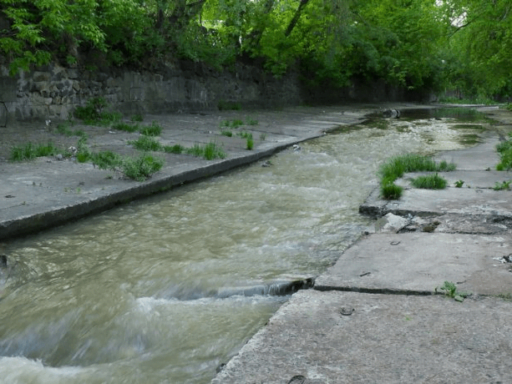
212, 106, 512, 384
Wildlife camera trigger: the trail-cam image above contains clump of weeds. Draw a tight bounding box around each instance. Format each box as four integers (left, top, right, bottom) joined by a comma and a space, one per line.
411, 173, 447, 189
120, 153, 164, 181
129, 136, 163, 151
9, 142, 59, 161
221, 130, 233, 137
112, 121, 140, 133
140, 121, 162, 136
185, 142, 226, 160
218, 100, 241, 110
163, 144, 185, 154
131, 114, 144, 122
435, 281, 469, 302
74, 97, 122, 126
246, 135, 254, 150
493, 180, 512, 191
454, 180, 464, 188
380, 179, 403, 200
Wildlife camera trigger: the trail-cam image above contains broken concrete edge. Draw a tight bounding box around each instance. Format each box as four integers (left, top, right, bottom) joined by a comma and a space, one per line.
0, 131, 333, 241
313, 284, 433, 296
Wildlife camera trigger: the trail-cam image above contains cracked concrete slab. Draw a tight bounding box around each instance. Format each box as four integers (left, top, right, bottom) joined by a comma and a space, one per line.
314, 232, 512, 296
213, 289, 512, 384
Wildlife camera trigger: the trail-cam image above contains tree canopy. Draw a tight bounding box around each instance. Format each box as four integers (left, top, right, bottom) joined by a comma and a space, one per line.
0, 0, 510, 98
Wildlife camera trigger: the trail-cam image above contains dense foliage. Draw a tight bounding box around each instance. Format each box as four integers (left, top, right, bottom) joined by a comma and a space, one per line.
0, 0, 510, 97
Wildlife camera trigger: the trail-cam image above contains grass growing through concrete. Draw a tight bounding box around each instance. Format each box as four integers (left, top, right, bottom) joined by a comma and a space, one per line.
496, 134, 512, 170
379, 154, 456, 199
218, 101, 241, 110
493, 180, 512, 191
185, 142, 226, 160
411, 173, 447, 189
140, 121, 162, 136
163, 144, 185, 154
246, 135, 254, 150
121, 153, 164, 181
454, 180, 465, 188
435, 281, 469, 302
9, 142, 59, 161
129, 136, 163, 151
112, 121, 140, 133
221, 130, 233, 137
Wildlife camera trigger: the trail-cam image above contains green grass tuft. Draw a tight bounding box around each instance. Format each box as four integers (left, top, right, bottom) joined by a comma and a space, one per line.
246, 135, 254, 150
185, 142, 226, 160
411, 173, 447, 189
378, 154, 455, 200
91, 151, 122, 169
9, 142, 59, 161
218, 101, 241, 111
380, 181, 403, 200
112, 121, 140, 133
129, 136, 162, 151
131, 114, 144, 122
163, 144, 185, 154
221, 130, 233, 137
121, 153, 164, 181
493, 180, 512, 191
139, 121, 162, 136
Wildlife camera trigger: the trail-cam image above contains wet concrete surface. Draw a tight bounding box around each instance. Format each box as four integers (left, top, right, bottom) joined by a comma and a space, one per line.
212, 106, 512, 384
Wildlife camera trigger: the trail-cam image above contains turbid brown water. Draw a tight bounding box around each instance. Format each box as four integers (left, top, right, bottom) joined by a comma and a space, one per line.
0, 109, 489, 383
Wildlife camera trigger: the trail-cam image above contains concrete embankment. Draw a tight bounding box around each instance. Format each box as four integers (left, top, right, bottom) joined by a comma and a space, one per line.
0, 105, 378, 240
212, 107, 512, 384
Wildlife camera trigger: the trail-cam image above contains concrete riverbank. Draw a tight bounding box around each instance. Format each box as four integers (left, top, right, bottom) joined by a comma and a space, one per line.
212, 106, 512, 384
0, 104, 382, 240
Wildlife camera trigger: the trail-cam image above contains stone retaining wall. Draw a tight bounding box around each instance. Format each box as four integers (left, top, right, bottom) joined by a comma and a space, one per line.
0, 60, 302, 125
0, 60, 427, 125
